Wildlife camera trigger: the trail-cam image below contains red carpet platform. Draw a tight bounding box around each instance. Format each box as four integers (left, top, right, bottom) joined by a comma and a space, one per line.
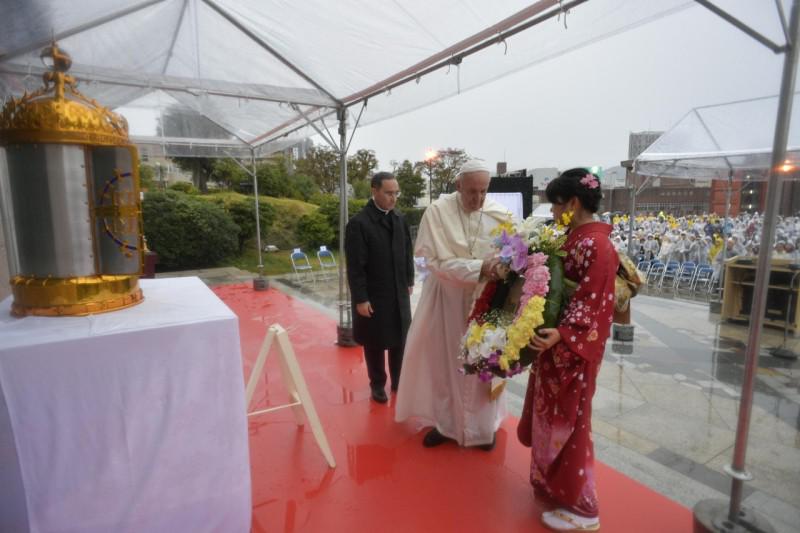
214, 284, 692, 532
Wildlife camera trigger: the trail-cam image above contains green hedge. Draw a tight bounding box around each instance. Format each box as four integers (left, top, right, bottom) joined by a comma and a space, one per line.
168, 181, 197, 194
316, 194, 368, 246
210, 197, 276, 253
143, 190, 239, 270
398, 206, 426, 228
297, 211, 335, 249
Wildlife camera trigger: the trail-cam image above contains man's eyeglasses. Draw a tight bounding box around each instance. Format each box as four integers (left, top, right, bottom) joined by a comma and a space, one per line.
383, 191, 402, 198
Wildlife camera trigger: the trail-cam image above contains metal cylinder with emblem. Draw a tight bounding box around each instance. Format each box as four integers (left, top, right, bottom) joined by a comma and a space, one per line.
0, 43, 144, 316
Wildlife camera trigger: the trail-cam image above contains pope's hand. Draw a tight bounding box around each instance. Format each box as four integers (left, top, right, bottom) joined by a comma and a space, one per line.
494, 262, 511, 281
356, 301, 374, 317
529, 328, 561, 352
481, 257, 500, 280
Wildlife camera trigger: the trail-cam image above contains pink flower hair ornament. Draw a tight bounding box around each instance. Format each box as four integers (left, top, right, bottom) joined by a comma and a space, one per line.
580, 173, 599, 189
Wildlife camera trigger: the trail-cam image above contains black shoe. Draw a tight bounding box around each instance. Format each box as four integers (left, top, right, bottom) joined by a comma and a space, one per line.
370, 386, 388, 404
476, 434, 496, 452
422, 428, 453, 448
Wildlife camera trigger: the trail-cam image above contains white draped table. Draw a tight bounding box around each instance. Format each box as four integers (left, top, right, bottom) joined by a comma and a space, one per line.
0, 277, 251, 533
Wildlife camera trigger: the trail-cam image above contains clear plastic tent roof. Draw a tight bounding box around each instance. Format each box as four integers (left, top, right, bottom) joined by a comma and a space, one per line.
635, 93, 800, 180
0, 0, 740, 158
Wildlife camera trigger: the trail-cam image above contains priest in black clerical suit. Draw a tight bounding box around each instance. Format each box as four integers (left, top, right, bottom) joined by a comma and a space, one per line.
345, 171, 414, 404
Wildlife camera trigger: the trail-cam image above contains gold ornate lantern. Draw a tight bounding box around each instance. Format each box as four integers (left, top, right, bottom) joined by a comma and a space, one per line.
0, 43, 144, 316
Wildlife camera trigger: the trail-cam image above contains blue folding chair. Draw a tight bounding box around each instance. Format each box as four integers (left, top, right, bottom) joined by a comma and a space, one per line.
674, 262, 697, 292
636, 260, 652, 278
647, 261, 665, 286
290, 248, 315, 283
692, 266, 714, 293
659, 260, 680, 290
316, 245, 337, 280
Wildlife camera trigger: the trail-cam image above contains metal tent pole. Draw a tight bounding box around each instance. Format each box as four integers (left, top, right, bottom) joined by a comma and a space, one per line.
627, 182, 636, 258
694, 1, 800, 531
336, 107, 356, 346
251, 147, 267, 290
717, 170, 733, 295
728, 0, 800, 521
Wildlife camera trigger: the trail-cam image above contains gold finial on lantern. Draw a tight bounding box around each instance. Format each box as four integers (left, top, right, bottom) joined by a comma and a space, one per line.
0, 42, 130, 146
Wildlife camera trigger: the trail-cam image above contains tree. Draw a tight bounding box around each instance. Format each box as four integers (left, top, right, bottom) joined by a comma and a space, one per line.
210, 158, 250, 190
296, 211, 335, 249
295, 146, 340, 194
394, 160, 425, 207
158, 104, 236, 193
290, 173, 319, 201
226, 200, 276, 253
317, 195, 368, 246
347, 149, 378, 184
171, 157, 215, 193
352, 179, 372, 199
139, 163, 156, 190
420, 148, 470, 200
256, 157, 293, 197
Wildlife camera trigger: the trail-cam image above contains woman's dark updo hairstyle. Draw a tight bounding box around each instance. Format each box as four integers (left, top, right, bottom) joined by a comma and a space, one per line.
545, 167, 603, 214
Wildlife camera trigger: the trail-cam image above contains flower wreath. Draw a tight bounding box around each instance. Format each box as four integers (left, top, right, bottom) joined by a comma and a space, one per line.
461, 219, 567, 380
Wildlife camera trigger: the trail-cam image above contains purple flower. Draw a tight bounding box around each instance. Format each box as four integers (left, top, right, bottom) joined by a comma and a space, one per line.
498, 233, 529, 272
478, 370, 493, 383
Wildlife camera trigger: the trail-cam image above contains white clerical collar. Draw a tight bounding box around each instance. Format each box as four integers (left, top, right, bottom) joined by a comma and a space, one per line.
372, 199, 390, 215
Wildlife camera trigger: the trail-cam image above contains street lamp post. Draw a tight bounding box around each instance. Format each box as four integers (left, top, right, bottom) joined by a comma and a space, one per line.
425, 149, 438, 205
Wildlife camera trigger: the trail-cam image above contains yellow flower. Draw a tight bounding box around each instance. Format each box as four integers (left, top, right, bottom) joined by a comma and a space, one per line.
466, 322, 494, 348
498, 355, 510, 371
503, 296, 545, 361
559, 210, 573, 226
490, 217, 515, 237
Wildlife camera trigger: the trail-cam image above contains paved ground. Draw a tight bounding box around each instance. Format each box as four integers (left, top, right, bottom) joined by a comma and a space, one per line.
165, 266, 799, 532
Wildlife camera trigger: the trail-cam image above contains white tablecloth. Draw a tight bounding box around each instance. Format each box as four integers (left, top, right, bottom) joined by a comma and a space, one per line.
0, 277, 251, 533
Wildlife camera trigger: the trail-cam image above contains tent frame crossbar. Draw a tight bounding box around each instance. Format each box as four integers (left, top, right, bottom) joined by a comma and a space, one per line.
0, 62, 336, 108
291, 104, 338, 151
694, 0, 787, 53
342, 0, 589, 107
162, 0, 191, 75
200, 0, 341, 105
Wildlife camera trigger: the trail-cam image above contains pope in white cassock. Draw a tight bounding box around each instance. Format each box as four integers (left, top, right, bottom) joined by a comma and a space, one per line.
395, 159, 513, 450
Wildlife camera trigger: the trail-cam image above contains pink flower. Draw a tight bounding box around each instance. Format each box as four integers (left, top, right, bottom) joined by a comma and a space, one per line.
580, 174, 599, 189
523, 265, 550, 298
527, 252, 548, 269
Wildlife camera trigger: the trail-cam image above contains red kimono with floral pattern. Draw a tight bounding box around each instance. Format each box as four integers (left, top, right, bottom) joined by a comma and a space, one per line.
519, 222, 618, 518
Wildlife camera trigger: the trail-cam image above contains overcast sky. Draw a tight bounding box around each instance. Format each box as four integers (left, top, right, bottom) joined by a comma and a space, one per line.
345, 2, 789, 173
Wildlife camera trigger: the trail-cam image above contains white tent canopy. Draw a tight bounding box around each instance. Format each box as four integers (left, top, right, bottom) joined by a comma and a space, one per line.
635, 93, 800, 180
0, 0, 700, 157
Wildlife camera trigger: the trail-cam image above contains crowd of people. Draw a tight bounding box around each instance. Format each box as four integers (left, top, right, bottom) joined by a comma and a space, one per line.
605, 211, 800, 271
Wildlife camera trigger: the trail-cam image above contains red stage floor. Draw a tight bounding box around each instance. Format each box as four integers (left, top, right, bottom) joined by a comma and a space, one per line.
214, 284, 692, 532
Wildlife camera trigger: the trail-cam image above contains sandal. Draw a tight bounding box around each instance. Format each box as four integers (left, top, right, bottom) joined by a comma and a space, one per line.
541, 508, 600, 531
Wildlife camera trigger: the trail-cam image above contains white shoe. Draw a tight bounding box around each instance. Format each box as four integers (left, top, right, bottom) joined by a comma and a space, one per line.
541, 508, 600, 531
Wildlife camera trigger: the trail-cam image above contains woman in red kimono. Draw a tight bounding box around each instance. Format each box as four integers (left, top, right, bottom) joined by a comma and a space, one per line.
522, 168, 618, 531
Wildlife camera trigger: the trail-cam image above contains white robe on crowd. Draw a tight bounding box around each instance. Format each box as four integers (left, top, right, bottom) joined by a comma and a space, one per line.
395, 192, 511, 446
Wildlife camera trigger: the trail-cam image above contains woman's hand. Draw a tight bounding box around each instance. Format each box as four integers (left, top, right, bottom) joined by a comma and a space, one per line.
529, 328, 561, 352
